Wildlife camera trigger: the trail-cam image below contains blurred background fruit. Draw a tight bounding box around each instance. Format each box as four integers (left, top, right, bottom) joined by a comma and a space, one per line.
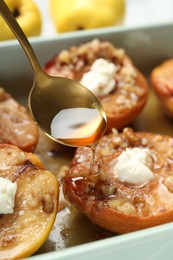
49, 0, 125, 33
0, 0, 42, 41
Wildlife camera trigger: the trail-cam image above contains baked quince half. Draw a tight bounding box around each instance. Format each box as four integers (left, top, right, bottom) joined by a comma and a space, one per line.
0, 0, 42, 41
44, 39, 148, 133
63, 127, 173, 234
150, 59, 173, 118
0, 144, 59, 260
0, 87, 38, 152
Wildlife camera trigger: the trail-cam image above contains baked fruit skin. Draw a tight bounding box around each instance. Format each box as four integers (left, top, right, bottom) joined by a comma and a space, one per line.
63, 127, 173, 234
0, 0, 42, 41
44, 39, 148, 133
0, 88, 38, 152
0, 144, 59, 260
150, 59, 173, 117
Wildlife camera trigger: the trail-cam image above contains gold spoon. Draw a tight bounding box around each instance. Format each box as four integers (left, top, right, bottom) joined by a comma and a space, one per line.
0, 0, 107, 147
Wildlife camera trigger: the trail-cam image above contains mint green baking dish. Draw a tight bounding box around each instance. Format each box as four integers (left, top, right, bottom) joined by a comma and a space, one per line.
1, 22, 173, 260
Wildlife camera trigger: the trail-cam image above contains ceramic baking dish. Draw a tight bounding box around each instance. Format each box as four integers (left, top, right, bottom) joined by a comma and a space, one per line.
0, 22, 173, 260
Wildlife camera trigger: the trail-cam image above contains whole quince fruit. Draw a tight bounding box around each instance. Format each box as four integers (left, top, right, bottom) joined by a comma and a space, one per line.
50, 0, 125, 33
0, 0, 42, 41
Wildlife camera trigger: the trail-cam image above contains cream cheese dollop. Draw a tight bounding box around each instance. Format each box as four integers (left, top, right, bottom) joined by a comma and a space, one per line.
80, 58, 117, 97
114, 147, 154, 186
0, 177, 17, 214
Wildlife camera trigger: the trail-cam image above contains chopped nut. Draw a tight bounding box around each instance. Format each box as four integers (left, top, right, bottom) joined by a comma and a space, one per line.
166, 149, 173, 159
141, 138, 148, 146
101, 184, 116, 196
112, 136, 122, 146
117, 202, 136, 215
108, 198, 136, 215
59, 50, 70, 63
108, 199, 124, 209
164, 176, 173, 193
111, 128, 119, 135
123, 127, 138, 143
99, 147, 112, 156
114, 48, 125, 60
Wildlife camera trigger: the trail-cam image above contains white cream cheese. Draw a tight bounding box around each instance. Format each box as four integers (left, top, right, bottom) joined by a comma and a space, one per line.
80, 58, 117, 97
114, 147, 154, 186
0, 177, 17, 214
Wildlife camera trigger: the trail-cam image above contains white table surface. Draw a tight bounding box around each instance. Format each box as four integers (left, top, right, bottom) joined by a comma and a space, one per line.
34, 0, 173, 37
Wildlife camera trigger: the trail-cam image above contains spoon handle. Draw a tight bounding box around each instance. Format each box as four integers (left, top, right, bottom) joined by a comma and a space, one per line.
0, 0, 43, 76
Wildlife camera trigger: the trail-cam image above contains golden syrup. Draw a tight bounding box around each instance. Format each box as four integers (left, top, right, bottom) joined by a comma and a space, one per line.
50, 107, 107, 147
89, 144, 97, 174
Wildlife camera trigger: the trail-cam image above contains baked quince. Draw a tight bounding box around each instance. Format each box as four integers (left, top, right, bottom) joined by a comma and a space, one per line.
44, 39, 148, 133
49, 0, 125, 33
0, 0, 42, 41
0, 144, 59, 259
0, 87, 38, 152
150, 59, 173, 117
63, 127, 173, 234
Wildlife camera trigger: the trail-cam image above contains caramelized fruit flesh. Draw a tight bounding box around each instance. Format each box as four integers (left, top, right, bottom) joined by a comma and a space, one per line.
0, 144, 59, 260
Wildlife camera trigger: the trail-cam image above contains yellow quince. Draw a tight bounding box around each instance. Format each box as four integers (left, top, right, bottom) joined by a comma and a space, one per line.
50, 0, 125, 33
0, 0, 42, 41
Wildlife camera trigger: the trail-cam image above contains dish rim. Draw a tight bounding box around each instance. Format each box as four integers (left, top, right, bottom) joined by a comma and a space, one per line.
0, 20, 173, 48
30, 222, 173, 259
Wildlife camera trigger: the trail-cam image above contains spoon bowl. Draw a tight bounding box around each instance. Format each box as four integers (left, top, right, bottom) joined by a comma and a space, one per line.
29, 74, 107, 146
0, 0, 107, 147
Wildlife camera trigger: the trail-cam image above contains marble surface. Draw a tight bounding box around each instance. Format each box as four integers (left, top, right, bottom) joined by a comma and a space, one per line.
34, 0, 173, 37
